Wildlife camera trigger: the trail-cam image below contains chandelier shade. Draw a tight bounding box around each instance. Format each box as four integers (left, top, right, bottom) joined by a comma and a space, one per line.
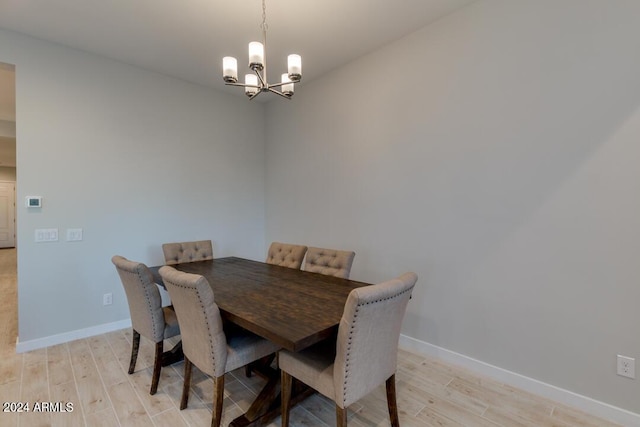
222, 0, 302, 100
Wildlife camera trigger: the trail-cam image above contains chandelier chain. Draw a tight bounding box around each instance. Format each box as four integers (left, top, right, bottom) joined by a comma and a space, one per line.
261, 0, 268, 31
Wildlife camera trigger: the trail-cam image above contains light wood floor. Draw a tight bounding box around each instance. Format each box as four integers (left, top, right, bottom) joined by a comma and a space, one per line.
0, 248, 622, 427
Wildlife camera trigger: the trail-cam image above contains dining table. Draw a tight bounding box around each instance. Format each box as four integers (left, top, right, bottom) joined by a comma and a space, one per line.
150, 256, 371, 427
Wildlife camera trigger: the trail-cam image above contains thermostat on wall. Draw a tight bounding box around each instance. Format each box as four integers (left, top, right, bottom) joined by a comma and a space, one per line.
25, 196, 42, 208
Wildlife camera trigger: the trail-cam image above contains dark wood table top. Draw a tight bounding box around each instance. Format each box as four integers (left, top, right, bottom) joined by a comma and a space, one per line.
150, 257, 370, 352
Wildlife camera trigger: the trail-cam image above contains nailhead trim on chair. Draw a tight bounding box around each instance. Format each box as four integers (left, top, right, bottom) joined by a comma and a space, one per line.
123, 268, 161, 340
167, 279, 219, 375
197, 285, 218, 375
342, 287, 413, 404
142, 269, 160, 340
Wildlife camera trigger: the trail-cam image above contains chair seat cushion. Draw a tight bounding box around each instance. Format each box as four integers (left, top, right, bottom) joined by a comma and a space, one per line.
162, 306, 181, 339
225, 328, 281, 373
279, 339, 336, 401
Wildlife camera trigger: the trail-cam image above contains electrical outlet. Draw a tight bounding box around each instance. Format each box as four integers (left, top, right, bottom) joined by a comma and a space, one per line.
617, 355, 635, 379
103, 293, 112, 306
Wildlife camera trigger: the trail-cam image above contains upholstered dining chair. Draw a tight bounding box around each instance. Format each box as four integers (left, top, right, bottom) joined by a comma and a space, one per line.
159, 266, 280, 427
111, 255, 180, 395
265, 242, 307, 269
162, 240, 214, 265
279, 272, 418, 427
304, 247, 356, 279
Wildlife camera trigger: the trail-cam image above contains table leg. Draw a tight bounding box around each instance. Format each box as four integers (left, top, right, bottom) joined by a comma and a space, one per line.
161, 341, 184, 366
229, 369, 314, 427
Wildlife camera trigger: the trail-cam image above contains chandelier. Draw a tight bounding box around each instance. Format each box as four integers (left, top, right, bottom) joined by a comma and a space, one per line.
222, 0, 302, 100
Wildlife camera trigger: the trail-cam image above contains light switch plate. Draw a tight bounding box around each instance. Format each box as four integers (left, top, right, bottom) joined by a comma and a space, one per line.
34, 228, 58, 242
66, 228, 83, 242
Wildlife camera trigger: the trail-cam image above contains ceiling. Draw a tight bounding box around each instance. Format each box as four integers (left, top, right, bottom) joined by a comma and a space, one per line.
0, 0, 475, 96
0, 0, 477, 168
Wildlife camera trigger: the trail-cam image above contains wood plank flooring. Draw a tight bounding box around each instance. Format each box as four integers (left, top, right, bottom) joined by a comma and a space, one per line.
0, 248, 622, 426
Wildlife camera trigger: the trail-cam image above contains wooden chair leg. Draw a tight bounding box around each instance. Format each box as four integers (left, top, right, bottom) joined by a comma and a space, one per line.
211, 375, 225, 427
281, 370, 293, 427
180, 357, 192, 410
128, 330, 141, 374
386, 374, 400, 427
336, 405, 348, 427
150, 341, 163, 395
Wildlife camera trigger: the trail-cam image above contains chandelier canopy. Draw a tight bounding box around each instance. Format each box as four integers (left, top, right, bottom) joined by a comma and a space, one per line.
222, 0, 302, 100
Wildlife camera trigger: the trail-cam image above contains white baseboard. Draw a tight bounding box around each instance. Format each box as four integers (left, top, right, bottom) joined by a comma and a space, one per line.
16, 319, 132, 353
399, 334, 640, 427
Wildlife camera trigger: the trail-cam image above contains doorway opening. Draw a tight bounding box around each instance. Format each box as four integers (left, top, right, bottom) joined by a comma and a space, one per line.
0, 62, 16, 247
0, 61, 17, 351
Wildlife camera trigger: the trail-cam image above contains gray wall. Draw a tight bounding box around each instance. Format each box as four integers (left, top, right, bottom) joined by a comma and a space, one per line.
0, 28, 267, 342
265, 0, 640, 414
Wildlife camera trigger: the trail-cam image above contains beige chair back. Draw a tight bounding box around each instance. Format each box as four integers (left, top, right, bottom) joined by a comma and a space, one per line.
334, 272, 417, 407
159, 266, 227, 378
162, 240, 213, 265
112, 255, 165, 343
266, 242, 307, 269
304, 247, 356, 279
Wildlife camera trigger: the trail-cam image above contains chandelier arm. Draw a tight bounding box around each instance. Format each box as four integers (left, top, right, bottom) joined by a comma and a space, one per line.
248, 91, 262, 101
254, 68, 267, 88
267, 87, 292, 100
267, 81, 291, 89
225, 82, 258, 88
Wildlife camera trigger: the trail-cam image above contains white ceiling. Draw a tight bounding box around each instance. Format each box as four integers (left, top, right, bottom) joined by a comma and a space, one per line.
0, 0, 477, 168
0, 0, 476, 96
